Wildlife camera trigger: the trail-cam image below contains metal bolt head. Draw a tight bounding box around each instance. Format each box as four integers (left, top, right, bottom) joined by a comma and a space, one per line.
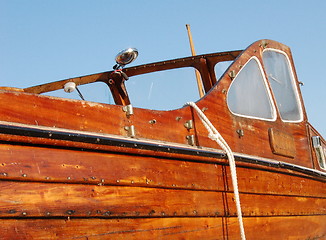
149, 119, 157, 124
184, 120, 193, 130
236, 129, 244, 138
228, 70, 236, 79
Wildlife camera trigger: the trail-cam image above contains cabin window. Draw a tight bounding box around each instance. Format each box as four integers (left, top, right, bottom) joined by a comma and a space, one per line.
44, 82, 114, 104
214, 61, 233, 81
263, 49, 303, 122
227, 57, 275, 120
125, 67, 199, 110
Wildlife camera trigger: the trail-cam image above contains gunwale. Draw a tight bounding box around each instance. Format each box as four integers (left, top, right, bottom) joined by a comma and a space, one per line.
0, 120, 325, 182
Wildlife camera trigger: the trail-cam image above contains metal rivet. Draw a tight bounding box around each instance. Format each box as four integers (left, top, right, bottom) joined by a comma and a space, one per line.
22, 174, 27, 177
22, 212, 27, 216
260, 40, 268, 49
91, 176, 96, 180
116, 180, 120, 183
131, 180, 134, 184
67, 177, 71, 180
236, 129, 244, 138
103, 211, 111, 216
176, 117, 182, 121
228, 70, 236, 80
45, 177, 50, 180
66, 210, 75, 215
149, 119, 157, 124
184, 120, 193, 130
201, 107, 208, 112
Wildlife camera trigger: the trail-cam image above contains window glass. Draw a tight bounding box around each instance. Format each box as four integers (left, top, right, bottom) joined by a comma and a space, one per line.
125, 67, 199, 110
214, 61, 232, 81
263, 50, 302, 122
44, 81, 114, 104
227, 57, 275, 120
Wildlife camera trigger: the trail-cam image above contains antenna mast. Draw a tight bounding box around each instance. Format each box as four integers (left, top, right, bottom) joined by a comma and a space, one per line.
186, 24, 205, 98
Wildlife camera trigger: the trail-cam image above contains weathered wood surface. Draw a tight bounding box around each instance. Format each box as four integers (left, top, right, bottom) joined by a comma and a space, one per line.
0, 88, 313, 169
0, 181, 325, 218
1, 216, 325, 240
0, 143, 325, 197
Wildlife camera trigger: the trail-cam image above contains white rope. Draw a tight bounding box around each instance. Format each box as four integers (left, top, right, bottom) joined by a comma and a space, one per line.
185, 102, 246, 240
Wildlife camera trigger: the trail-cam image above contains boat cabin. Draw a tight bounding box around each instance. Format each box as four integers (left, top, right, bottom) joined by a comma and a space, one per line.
0, 39, 325, 173
0, 39, 325, 240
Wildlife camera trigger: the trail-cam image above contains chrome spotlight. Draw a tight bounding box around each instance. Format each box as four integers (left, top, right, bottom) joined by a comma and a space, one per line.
114, 48, 138, 70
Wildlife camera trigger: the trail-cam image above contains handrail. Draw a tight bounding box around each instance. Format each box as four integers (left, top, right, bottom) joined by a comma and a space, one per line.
23, 50, 242, 95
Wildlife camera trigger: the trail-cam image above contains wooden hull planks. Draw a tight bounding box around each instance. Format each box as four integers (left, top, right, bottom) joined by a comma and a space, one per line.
1, 216, 325, 239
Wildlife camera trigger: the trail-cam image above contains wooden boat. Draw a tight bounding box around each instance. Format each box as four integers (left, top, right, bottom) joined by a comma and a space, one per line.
0, 39, 325, 239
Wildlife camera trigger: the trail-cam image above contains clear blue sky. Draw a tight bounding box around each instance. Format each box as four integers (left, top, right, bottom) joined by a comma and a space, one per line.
0, 0, 325, 137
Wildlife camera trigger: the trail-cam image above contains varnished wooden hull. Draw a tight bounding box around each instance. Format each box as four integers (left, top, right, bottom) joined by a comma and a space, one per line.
0, 130, 325, 239
1, 39, 325, 239
2, 216, 326, 239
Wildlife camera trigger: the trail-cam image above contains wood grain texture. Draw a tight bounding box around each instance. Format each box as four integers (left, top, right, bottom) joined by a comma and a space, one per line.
1, 216, 325, 240
0, 180, 324, 218
269, 128, 296, 158
0, 39, 325, 239
0, 143, 325, 197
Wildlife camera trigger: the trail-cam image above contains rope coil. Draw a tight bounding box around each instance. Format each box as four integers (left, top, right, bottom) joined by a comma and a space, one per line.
185, 102, 246, 240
